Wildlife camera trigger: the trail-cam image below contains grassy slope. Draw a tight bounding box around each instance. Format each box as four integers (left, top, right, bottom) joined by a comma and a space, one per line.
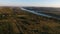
0, 7, 60, 34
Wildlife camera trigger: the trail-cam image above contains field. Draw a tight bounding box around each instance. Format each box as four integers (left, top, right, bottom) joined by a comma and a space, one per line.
0, 7, 60, 34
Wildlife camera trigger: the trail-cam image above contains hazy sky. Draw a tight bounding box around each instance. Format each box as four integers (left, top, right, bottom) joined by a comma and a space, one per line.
0, 0, 60, 7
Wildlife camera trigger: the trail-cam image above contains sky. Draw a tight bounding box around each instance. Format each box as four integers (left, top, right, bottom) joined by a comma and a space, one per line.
0, 0, 60, 7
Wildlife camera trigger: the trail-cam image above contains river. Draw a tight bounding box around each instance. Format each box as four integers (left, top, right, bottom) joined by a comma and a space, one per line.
20, 7, 60, 20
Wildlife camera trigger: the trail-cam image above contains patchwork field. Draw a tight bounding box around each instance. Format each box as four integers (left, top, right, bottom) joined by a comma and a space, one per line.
0, 7, 60, 34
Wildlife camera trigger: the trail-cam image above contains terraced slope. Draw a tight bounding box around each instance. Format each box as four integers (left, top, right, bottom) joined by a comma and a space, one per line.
0, 7, 60, 34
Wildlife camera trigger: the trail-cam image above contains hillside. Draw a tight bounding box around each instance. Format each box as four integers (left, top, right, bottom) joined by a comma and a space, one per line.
0, 7, 60, 34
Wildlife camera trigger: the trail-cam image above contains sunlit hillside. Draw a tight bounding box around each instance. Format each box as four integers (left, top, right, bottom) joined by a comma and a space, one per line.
0, 7, 60, 34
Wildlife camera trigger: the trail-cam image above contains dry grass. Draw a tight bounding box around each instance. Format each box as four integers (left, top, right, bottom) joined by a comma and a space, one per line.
0, 7, 60, 34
